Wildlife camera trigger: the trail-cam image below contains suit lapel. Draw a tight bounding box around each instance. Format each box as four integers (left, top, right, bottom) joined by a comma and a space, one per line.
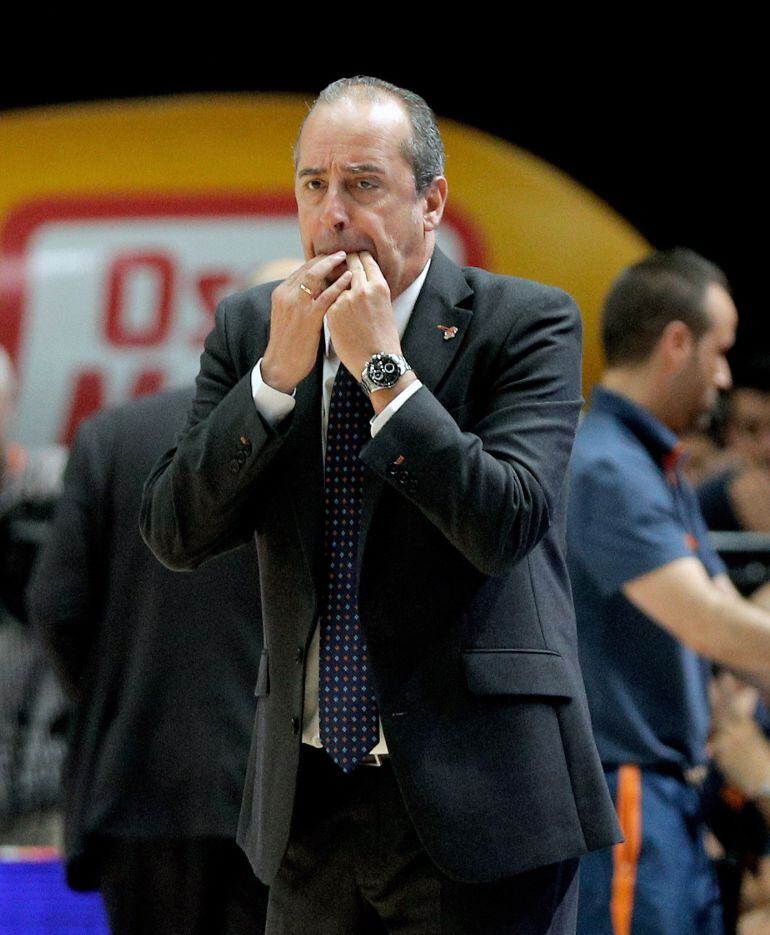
399, 248, 474, 394
359, 249, 474, 547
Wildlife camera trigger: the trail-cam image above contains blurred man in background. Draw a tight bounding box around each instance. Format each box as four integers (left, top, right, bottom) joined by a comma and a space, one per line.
29, 388, 268, 935
568, 249, 770, 934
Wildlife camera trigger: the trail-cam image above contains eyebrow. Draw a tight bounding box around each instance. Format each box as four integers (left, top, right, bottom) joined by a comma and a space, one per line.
297, 163, 385, 178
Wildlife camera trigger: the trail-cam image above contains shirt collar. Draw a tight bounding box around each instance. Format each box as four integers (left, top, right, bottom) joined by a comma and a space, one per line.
323, 258, 432, 357
590, 385, 687, 470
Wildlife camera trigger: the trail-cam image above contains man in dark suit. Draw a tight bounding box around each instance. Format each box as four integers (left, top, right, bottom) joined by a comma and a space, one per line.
141, 77, 620, 934
29, 389, 268, 935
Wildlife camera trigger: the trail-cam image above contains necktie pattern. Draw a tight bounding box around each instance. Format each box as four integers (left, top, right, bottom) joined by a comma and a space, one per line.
319, 365, 380, 771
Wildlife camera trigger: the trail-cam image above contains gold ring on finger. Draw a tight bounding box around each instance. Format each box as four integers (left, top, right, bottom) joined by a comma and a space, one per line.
299, 282, 314, 297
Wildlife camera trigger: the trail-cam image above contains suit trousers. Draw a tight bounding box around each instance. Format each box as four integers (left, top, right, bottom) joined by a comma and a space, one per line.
266, 744, 579, 935
98, 835, 269, 935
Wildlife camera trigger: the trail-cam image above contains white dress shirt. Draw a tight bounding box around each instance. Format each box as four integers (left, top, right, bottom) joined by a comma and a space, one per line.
250, 259, 430, 752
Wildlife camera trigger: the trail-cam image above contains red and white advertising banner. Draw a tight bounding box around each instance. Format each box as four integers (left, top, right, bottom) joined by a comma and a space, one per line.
1, 195, 477, 446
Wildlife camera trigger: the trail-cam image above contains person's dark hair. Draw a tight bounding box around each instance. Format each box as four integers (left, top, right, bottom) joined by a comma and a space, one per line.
294, 76, 445, 195
602, 248, 729, 366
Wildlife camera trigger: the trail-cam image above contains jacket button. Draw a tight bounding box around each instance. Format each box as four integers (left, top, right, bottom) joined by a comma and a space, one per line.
229, 459, 241, 473
294, 646, 304, 663
236, 450, 247, 465
386, 465, 400, 478
291, 717, 300, 735
406, 478, 418, 494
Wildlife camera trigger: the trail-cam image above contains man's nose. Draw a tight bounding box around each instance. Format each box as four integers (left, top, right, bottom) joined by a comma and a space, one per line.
319, 187, 349, 231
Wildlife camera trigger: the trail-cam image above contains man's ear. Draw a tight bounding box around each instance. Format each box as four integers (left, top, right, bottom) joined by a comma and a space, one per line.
660, 319, 696, 369
423, 177, 448, 232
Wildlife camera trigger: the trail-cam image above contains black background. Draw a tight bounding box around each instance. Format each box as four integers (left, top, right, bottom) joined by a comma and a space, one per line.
1, 54, 761, 363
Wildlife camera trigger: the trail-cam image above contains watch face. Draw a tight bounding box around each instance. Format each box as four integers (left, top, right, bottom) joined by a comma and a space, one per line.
368, 354, 400, 387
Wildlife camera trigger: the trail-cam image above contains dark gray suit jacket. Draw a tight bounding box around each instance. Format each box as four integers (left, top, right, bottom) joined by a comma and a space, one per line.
141, 249, 621, 885
29, 390, 263, 890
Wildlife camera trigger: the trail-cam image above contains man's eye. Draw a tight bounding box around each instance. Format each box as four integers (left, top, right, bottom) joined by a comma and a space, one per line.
306, 179, 324, 191
356, 179, 376, 190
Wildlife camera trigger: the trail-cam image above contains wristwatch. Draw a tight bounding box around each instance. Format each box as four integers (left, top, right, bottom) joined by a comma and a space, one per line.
360, 353, 413, 395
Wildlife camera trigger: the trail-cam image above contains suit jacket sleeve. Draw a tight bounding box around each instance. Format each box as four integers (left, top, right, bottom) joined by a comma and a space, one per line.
141, 292, 285, 569
361, 283, 582, 575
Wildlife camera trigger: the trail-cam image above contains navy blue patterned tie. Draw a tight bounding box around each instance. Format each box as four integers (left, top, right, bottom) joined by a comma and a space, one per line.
319, 365, 380, 771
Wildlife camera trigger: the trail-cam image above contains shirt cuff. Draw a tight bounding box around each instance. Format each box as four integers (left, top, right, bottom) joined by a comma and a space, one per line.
370, 380, 423, 437
251, 358, 296, 427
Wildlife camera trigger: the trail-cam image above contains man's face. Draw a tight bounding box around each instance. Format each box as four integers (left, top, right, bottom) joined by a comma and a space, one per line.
674, 282, 737, 432
726, 389, 770, 468
294, 95, 441, 300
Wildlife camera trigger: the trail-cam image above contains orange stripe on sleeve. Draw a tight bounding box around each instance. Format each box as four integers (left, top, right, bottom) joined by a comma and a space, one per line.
610, 765, 643, 935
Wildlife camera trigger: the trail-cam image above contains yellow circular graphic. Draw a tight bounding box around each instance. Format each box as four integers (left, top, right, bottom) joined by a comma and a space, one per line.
0, 94, 648, 445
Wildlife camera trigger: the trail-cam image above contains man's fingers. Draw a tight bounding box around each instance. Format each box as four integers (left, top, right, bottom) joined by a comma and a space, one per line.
314, 270, 352, 315
288, 252, 348, 294
359, 251, 383, 283
346, 252, 366, 284
309, 251, 348, 283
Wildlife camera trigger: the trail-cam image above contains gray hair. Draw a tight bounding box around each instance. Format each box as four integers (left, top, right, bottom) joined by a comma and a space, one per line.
294, 76, 445, 195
